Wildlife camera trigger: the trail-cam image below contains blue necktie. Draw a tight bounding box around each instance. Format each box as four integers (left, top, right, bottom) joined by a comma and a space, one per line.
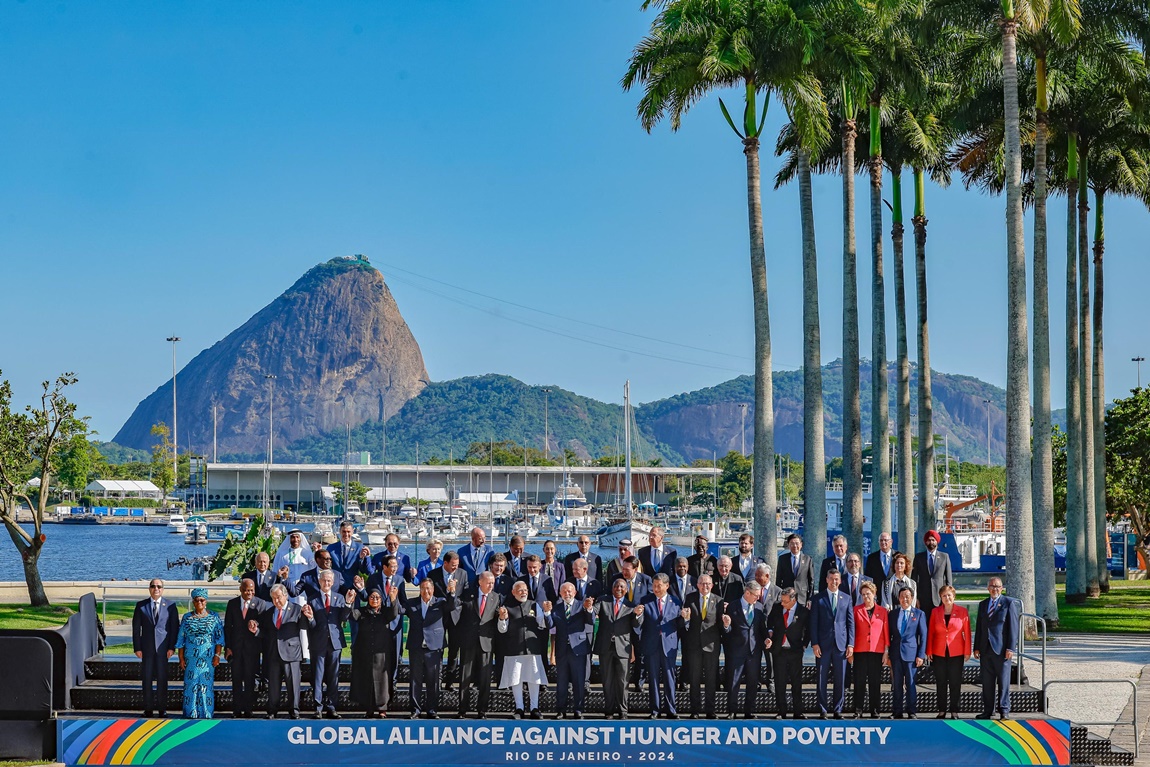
900, 611, 909, 634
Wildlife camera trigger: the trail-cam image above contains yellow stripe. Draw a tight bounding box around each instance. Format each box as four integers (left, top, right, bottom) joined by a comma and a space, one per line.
112, 720, 169, 765
1001, 720, 1050, 765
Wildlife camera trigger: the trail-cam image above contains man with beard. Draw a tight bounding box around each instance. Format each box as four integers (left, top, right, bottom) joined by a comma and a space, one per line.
551, 582, 595, 720
496, 581, 552, 719
912, 530, 952, 613
734, 533, 765, 581
687, 536, 718, 579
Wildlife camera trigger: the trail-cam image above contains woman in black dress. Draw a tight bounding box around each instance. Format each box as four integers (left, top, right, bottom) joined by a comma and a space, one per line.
348, 586, 400, 718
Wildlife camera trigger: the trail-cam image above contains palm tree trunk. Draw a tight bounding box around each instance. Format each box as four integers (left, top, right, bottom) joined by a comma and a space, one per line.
869, 101, 890, 554
1065, 133, 1086, 603
1001, 20, 1036, 615
744, 133, 778, 560
892, 170, 915, 557
1031, 67, 1058, 623
799, 149, 827, 549
914, 168, 934, 547
1093, 188, 1108, 592
1078, 141, 1099, 597
841, 118, 862, 567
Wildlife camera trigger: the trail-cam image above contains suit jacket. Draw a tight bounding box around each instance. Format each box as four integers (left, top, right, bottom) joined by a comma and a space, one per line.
865, 549, 896, 593
722, 597, 768, 660
819, 555, 853, 591
888, 606, 928, 662
638, 593, 683, 655
502, 551, 527, 579
610, 573, 652, 605
776, 552, 815, 605
458, 543, 495, 585
681, 591, 723, 653
757, 582, 782, 610
307, 591, 353, 652
551, 599, 595, 657
259, 601, 315, 662
974, 596, 1018, 656
491, 572, 515, 598
224, 595, 271, 655
327, 540, 369, 586
604, 556, 639, 583
733, 554, 766, 582
455, 588, 502, 653
360, 571, 409, 610
132, 598, 180, 655
852, 603, 890, 653
809, 589, 856, 653
911, 549, 953, 612
517, 573, 550, 605
638, 545, 679, 577
712, 571, 745, 603
540, 560, 566, 592
241, 568, 287, 602
927, 605, 972, 658
766, 603, 810, 654
669, 573, 696, 603
839, 572, 872, 608
593, 597, 643, 659
403, 597, 449, 652
289, 567, 345, 602
427, 566, 467, 624
687, 552, 718, 580
563, 576, 604, 603
370, 551, 414, 583
563, 551, 603, 584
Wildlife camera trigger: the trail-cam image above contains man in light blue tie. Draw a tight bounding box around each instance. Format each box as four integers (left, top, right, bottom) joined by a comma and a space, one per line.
809, 569, 854, 718
865, 531, 895, 597
888, 585, 927, 718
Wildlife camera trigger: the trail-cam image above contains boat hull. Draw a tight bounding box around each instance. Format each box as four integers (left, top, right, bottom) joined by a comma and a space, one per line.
597, 521, 651, 549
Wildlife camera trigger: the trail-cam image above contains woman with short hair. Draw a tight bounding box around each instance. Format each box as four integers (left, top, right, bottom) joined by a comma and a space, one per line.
927, 585, 971, 719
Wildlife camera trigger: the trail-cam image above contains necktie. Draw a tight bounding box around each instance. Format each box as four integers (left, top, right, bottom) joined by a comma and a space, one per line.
152, 602, 159, 622
850, 576, 857, 599
785, 609, 791, 628
831, 592, 837, 615
659, 598, 665, 619
531, 577, 536, 594
242, 601, 248, 619
628, 581, 633, 601
989, 597, 998, 615
276, 609, 283, 629
837, 557, 844, 572
929, 553, 935, 575
479, 593, 487, 615
701, 598, 707, 619
325, 594, 330, 613
614, 600, 620, 617
746, 604, 753, 624
681, 578, 687, 595
792, 555, 798, 574
577, 579, 585, 597
564, 601, 571, 617
900, 611, 909, 634
655, 549, 662, 570
882, 553, 890, 576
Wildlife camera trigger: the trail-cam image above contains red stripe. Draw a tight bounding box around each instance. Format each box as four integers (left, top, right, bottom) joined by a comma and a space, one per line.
89, 719, 138, 764
1028, 721, 1070, 766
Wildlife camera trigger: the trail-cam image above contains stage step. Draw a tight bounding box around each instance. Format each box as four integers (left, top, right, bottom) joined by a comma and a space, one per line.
1069, 725, 1136, 766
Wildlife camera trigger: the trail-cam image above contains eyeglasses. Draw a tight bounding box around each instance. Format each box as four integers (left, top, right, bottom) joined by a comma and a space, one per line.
149, 584, 164, 589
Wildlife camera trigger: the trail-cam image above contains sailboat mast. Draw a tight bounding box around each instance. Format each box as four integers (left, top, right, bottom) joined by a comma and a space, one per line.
624, 381, 633, 520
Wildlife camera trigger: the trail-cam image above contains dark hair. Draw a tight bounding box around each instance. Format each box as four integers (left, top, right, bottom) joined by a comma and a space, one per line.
442, 551, 459, 563
786, 533, 803, 545
524, 554, 541, 564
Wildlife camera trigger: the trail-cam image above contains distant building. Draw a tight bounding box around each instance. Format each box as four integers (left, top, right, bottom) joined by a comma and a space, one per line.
84, 479, 162, 499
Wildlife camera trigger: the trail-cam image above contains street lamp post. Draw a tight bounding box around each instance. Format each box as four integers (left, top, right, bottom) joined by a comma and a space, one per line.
1133, 356, 1145, 389
983, 398, 992, 466
166, 336, 180, 506
739, 403, 748, 456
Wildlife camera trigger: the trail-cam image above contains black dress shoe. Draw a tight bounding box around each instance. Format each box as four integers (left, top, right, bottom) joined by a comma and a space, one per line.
869, 711, 879, 719
556, 712, 567, 720
157, 712, 167, 718
410, 712, 420, 720
998, 712, 1010, 720
289, 712, 300, 720
513, 709, 523, 720
936, 712, 947, 719
648, 713, 659, 719
832, 713, 843, 720
818, 712, 827, 720
793, 714, 805, 720
426, 712, 440, 720
948, 712, 960, 720
726, 713, 736, 720
976, 712, 993, 720
854, 710, 864, 719
907, 713, 917, 719
325, 711, 342, 720
143, 711, 153, 719
667, 712, 679, 720
530, 709, 542, 720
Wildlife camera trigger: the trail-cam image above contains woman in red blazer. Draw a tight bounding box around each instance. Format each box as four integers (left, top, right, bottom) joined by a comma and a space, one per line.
927, 585, 971, 719
851, 580, 889, 718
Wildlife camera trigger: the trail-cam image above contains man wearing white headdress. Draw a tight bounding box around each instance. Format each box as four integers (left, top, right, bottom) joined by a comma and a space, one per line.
274, 529, 317, 658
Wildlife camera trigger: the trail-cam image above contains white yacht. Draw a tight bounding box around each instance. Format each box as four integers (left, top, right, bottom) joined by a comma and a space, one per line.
167, 514, 187, 534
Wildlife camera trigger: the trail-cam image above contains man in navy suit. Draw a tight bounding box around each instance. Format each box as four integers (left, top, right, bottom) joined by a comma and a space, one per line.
242, 552, 287, 602
488, 555, 515, 597
290, 549, 345, 602
255, 584, 316, 719
638, 527, 678, 577
427, 552, 468, 686
974, 577, 1019, 720
459, 527, 495, 587
455, 571, 501, 718
563, 535, 604, 583
551, 581, 595, 719
809, 569, 855, 718
864, 532, 896, 597
132, 579, 180, 718
669, 557, 695, 603
564, 558, 603, 603
638, 574, 684, 718
401, 579, 450, 718
224, 578, 271, 718
888, 585, 928, 719
503, 535, 528, 579
819, 535, 851, 592
307, 571, 352, 718
327, 521, 371, 585
518, 555, 550, 604
612, 556, 652, 605
776, 533, 815, 607
371, 533, 416, 583
721, 580, 769, 718
681, 574, 723, 718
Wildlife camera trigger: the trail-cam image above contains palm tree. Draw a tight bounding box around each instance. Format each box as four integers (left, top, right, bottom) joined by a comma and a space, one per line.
1063, 129, 1087, 603
624, 0, 824, 560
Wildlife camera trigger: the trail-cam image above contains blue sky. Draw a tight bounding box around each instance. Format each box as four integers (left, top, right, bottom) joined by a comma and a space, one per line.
1, 2, 1146, 441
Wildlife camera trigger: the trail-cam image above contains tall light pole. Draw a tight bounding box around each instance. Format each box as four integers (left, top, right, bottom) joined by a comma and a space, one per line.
166, 336, 180, 505
983, 398, 992, 466
264, 374, 276, 513
1133, 356, 1145, 389
739, 403, 748, 456
542, 388, 552, 460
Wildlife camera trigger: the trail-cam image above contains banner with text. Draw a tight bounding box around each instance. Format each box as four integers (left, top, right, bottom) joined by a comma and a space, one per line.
58, 718, 1071, 767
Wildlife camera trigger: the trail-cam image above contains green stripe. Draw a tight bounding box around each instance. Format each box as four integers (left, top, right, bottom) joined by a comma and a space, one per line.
976, 721, 1037, 764
947, 720, 1024, 764
140, 720, 220, 765
131, 720, 185, 765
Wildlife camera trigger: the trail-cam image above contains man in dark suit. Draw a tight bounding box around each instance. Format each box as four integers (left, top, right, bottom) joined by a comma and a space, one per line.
721, 580, 769, 718
713, 556, 745, 603
455, 571, 501, 717
753, 563, 781, 609
517, 555, 550, 604
401, 579, 450, 718
734, 534, 765, 581
669, 557, 695, 603
306, 571, 352, 718
638, 574, 684, 718
243, 552, 287, 602
224, 578, 270, 718
564, 557, 603, 603
605, 540, 639, 583
818, 535, 851, 590
427, 552, 467, 686
686, 536, 718, 580
256, 584, 316, 719
888, 584, 928, 719
551, 581, 595, 719
371, 533, 416, 583
132, 579, 180, 718
974, 577, 1019, 720
912, 529, 952, 613
327, 521, 371, 586
503, 535, 527, 579
458, 527, 495, 587
563, 535, 604, 584
864, 531, 896, 597
766, 587, 810, 719
776, 533, 815, 607
638, 527, 678, 578
612, 556, 652, 605
593, 578, 645, 719
841, 554, 871, 608
290, 549, 345, 602
488, 554, 515, 597
809, 569, 855, 718
680, 573, 722, 718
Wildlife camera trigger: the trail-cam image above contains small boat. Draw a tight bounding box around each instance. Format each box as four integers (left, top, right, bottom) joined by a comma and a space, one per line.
398, 504, 418, 518
167, 514, 187, 534
310, 519, 337, 545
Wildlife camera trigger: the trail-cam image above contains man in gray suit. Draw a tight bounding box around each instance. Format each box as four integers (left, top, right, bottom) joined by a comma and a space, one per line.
911, 530, 952, 613
255, 583, 315, 719
594, 578, 645, 719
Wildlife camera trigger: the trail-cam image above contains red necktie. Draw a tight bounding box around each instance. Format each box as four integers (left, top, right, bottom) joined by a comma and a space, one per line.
325, 594, 330, 613
614, 600, 620, 617
276, 610, 283, 629
242, 601, 248, 619
480, 594, 487, 615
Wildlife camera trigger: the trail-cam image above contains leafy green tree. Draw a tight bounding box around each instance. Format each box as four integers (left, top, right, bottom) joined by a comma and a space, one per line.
150, 422, 175, 502
0, 372, 87, 606
332, 480, 369, 508
55, 434, 98, 496
1102, 388, 1150, 570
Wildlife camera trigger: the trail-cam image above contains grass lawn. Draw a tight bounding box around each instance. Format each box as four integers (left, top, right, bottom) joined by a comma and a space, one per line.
0, 600, 228, 630
1052, 580, 1150, 634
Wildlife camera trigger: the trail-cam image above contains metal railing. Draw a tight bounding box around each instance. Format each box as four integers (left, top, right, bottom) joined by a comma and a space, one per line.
1044, 679, 1139, 759
1017, 611, 1047, 703
97, 582, 238, 631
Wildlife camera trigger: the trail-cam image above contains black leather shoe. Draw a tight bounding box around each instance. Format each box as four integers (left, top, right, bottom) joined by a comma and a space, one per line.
818, 712, 827, 720
832, 713, 843, 720
998, 712, 1010, 720
907, 713, 917, 719
556, 712, 567, 720
976, 713, 993, 720
573, 712, 584, 720
410, 712, 420, 720
325, 711, 342, 720
936, 712, 947, 719
426, 712, 440, 720
648, 713, 659, 719
530, 709, 542, 720
289, 712, 300, 720
793, 714, 805, 720
667, 712, 679, 720
143, 711, 153, 719
948, 713, 960, 720
513, 709, 523, 720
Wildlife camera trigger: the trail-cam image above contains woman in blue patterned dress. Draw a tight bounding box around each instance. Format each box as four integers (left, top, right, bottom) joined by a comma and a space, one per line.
175, 588, 225, 719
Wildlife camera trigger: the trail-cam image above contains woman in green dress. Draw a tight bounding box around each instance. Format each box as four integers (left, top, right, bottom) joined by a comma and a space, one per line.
175, 587, 225, 719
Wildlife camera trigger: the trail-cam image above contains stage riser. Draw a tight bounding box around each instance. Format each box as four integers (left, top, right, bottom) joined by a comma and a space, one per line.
1069, 726, 1135, 766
